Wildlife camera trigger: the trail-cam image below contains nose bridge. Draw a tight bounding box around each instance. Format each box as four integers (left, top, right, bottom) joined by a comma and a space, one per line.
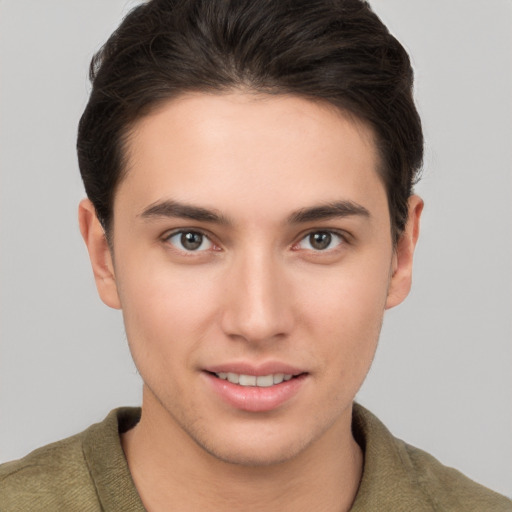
221, 243, 292, 343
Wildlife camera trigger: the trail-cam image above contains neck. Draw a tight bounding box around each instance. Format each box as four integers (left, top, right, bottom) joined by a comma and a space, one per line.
122, 388, 363, 512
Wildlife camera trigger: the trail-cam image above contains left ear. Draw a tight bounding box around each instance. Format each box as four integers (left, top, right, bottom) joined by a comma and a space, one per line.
385, 195, 423, 310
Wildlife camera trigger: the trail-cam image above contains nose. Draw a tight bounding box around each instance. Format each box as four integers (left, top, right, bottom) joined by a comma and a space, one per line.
220, 248, 294, 344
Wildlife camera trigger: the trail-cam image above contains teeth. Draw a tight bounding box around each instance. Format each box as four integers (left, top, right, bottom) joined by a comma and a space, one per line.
227, 372, 239, 384
215, 372, 295, 387
256, 375, 274, 387
273, 373, 284, 384
239, 374, 256, 386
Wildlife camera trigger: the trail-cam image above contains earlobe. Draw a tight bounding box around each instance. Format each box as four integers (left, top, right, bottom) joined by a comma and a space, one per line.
78, 199, 121, 309
385, 195, 423, 310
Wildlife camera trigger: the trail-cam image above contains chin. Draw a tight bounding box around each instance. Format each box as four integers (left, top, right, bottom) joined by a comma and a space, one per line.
186, 415, 335, 468
198, 435, 310, 467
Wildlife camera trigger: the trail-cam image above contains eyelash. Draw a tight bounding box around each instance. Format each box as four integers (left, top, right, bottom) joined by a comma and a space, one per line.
292, 230, 347, 252
163, 230, 218, 253
163, 229, 348, 254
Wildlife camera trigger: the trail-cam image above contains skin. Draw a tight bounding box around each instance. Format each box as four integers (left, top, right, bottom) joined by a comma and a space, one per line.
79, 92, 422, 512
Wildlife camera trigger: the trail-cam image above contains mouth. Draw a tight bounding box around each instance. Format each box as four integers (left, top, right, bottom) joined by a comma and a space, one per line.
204, 368, 308, 412
210, 371, 297, 387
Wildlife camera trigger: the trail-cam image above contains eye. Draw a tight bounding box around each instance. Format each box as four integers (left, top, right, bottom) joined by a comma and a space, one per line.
166, 230, 214, 252
296, 231, 344, 251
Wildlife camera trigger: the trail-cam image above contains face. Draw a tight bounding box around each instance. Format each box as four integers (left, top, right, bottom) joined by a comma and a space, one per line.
80, 92, 421, 466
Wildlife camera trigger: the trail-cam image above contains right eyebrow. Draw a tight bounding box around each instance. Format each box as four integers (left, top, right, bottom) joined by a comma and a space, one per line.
138, 199, 231, 225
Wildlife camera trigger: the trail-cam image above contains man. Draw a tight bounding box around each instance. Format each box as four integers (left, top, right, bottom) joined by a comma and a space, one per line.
0, 0, 510, 510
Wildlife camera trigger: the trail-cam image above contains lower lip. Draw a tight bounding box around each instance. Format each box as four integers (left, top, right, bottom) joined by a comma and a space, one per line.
204, 372, 307, 412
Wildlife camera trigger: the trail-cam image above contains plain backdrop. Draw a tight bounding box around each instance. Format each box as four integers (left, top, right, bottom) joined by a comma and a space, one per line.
1, 0, 511, 498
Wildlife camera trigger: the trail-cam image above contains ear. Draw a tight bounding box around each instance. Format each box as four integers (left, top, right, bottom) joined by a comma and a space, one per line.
78, 199, 121, 309
385, 195, 423, 310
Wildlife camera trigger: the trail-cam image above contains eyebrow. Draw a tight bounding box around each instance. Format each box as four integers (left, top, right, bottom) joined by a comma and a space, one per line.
287, 201, 370, 224
139, 200, 231, 224
139, 199, 370, 225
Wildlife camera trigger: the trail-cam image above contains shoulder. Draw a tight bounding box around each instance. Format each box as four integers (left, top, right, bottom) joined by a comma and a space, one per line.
0, 429, 100, 511
0, 407, 142, 512
352, 403, 512, 512
401, 438, 512, 511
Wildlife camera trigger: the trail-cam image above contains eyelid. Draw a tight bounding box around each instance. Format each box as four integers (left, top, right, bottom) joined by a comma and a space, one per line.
160, 226, 351, 253
292, 228, 350, 251
162, 228, 220, 253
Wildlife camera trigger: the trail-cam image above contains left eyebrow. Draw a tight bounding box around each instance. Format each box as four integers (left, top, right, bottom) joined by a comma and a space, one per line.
287, 201, 370, 224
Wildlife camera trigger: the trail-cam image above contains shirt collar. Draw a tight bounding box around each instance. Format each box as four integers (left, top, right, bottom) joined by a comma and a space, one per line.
82, 404, 435, 511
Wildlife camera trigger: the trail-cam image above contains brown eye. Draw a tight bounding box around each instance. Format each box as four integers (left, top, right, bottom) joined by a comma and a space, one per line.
296, 231, 344, 251
167, 231, 213, 252
309, 232, 332, 250
181, 232, 203, 250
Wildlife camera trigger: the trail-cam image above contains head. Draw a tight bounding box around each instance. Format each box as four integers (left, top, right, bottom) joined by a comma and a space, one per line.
77, 0, 423, 467
77, 0, 423, 246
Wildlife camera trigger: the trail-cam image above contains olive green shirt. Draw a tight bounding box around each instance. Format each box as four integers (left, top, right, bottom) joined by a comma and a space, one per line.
0, 404, 510, 511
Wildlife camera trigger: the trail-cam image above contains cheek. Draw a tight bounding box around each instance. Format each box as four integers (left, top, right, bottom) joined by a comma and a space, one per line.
297, 251, 391, 366
302, 252, 390, 317
115, 257, 222, 363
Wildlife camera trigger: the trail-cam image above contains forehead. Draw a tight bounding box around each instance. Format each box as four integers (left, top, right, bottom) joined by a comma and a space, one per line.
127, 92, 377, 166
117, 92, 386, 224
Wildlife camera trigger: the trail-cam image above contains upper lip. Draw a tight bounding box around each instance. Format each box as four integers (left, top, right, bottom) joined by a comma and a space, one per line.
203, 361, 306, 376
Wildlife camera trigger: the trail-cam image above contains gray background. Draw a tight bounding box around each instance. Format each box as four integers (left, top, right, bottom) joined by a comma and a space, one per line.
1, 0, 511, 497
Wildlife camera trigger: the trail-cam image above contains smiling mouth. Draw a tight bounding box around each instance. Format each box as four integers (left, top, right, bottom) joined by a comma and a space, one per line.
205, 370, 307, 411
210, 372, 302, 387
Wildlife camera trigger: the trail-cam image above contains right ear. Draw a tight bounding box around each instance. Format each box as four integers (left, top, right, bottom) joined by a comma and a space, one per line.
78, 199, 121, 309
